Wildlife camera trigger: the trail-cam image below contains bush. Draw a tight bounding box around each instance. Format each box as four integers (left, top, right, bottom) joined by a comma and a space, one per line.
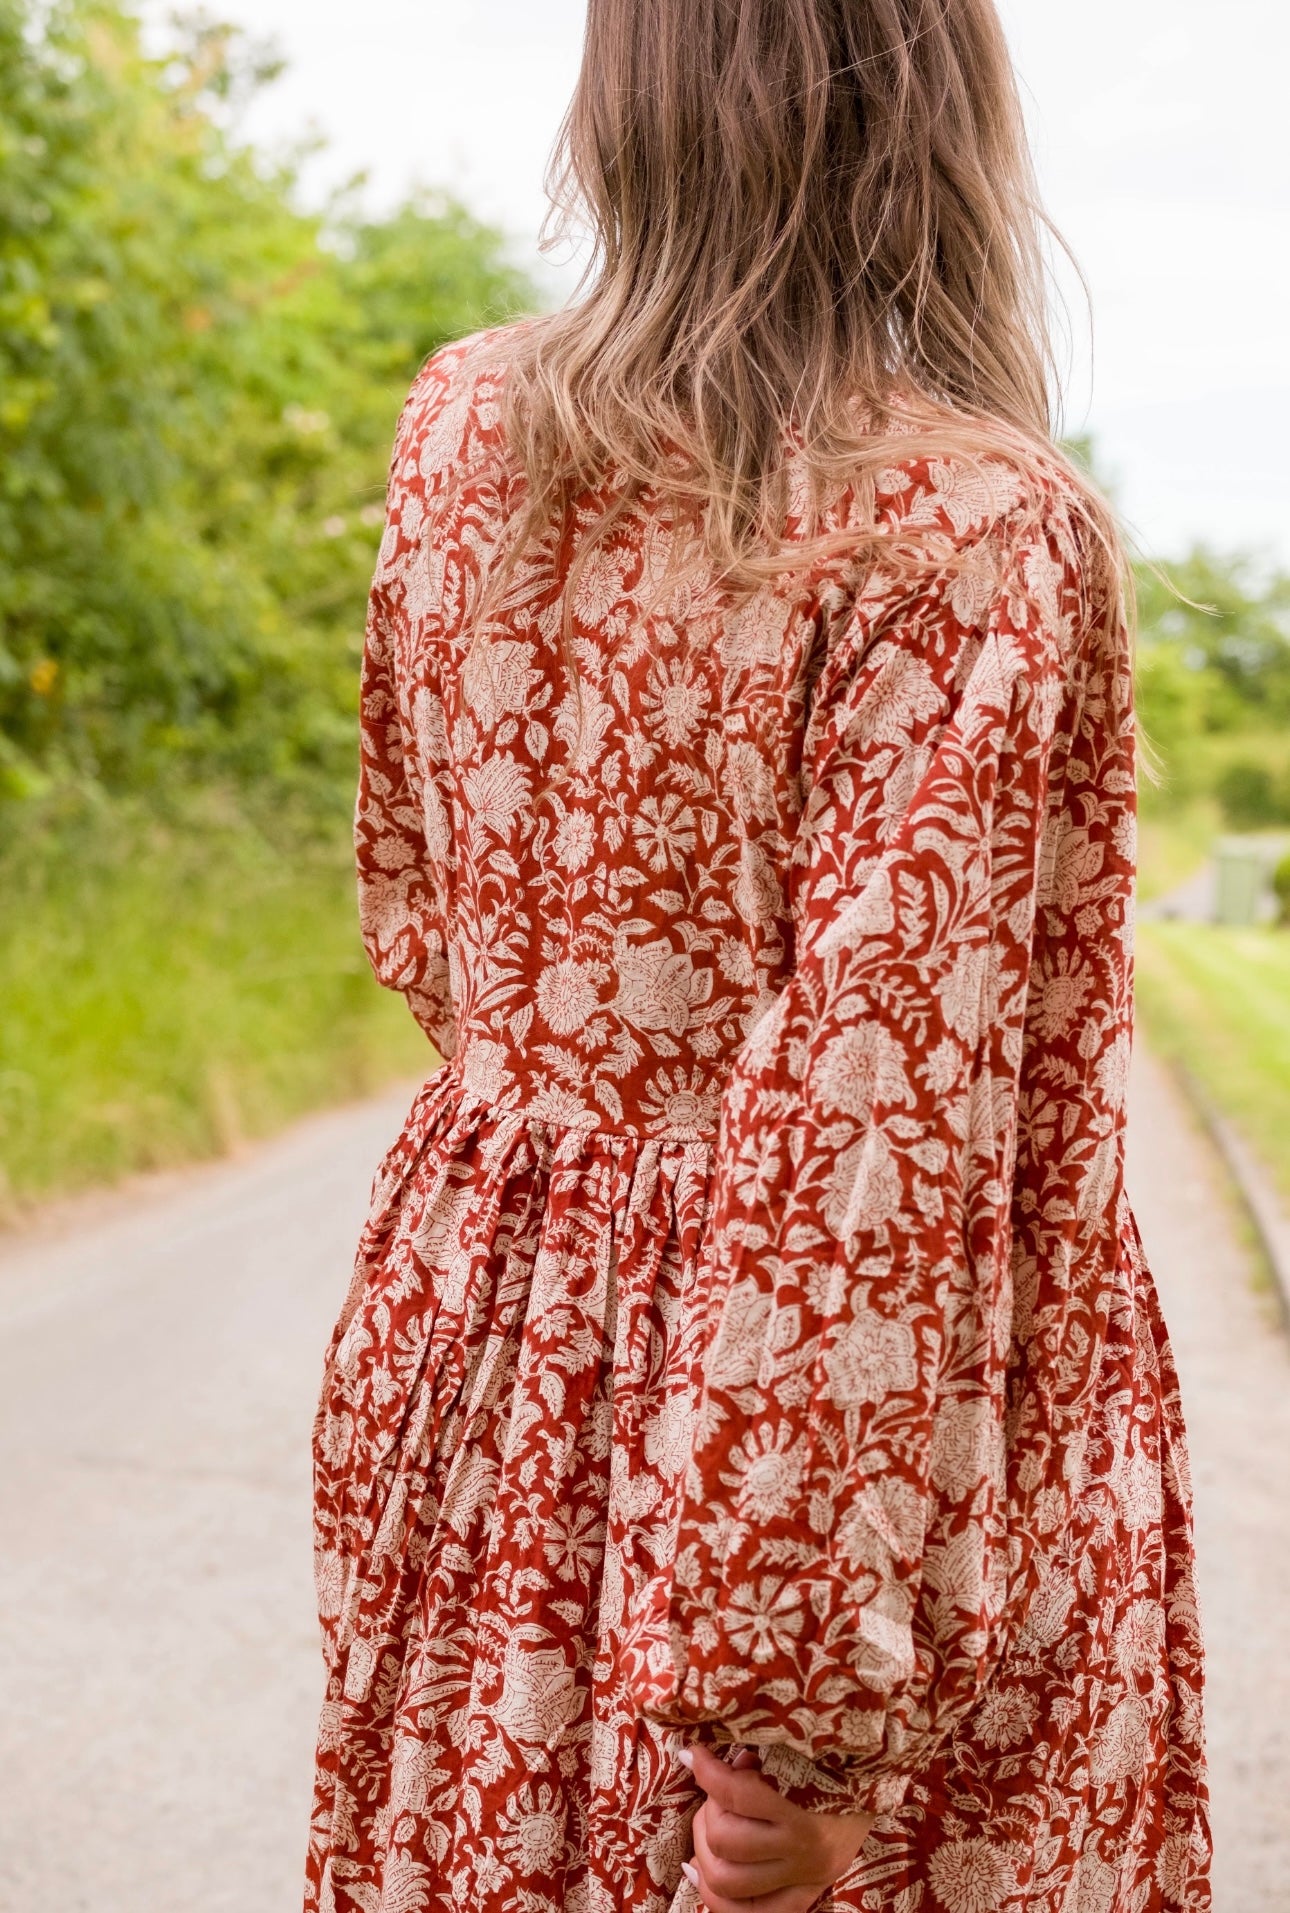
1215, 760, 1290, 830
1274, 853, 1290, 927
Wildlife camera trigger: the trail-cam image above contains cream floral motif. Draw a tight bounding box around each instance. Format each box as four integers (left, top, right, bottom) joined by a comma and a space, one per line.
307, 328, 1211, 1913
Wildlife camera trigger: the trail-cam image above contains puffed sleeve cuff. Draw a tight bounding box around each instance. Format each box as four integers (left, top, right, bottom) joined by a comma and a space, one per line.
757, 1742, 912, 1819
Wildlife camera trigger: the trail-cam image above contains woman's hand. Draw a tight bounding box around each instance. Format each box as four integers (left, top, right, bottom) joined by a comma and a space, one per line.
679, 1744, 874, 1912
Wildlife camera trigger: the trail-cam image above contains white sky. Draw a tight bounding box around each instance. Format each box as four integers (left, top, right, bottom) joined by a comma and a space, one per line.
147, 0, 1290, 564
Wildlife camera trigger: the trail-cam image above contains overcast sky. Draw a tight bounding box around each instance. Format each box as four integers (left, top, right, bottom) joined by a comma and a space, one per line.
148, 0, 1290, 564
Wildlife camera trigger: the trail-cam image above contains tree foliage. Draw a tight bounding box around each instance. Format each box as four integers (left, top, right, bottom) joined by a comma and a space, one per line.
0, 0, 532, 818
1136, 551, 1290, 819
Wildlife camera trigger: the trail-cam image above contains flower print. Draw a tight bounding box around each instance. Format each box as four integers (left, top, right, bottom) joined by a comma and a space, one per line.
566, 1877, 619, 1913
613, 940, 709, 1039
972, 1683, 1039, 1750
878, 744, 932, 835
926, 1836, 1021, 1913
461, 1037, 508, 1105
850, 648, 944, 747
643, 1813, 694, 1895
809, 1022, 908, 1119
1089, 1692, 1153, 1785
733, 839, 784, 926
929, 1395, 1000, 1501
314, 1547, 346, 1623
537, 958, 602, 1035
499, 1783, 567, 1875
823, 1311, 918, 1410
718, 587, 792, 669
708, 1279, 773, 1389
492, 1636, 581, 1746
1039, 819, 1105, 913
542, 1505, 606, 1585
552, 808, 597, 871
462, 637, 542, 727
1062, 1850, 1121, 1913
726, 1129, 784, 1212
723, 1577, 805, 1664
916, 1034, 965, 1097
322, 346, 1203, 1912
948, 554, 1000, 629
526, 1082, 594, 1127
716, 934, 757, 988
822, 1126, 903, 1238
720, 1425, 809, 1525
1032, 950, 1093, 1040
375, 1851, 434, 1909
936, 942, 988, 1043
642, 1392, 693, 1481
1112, 1598, 1166, 1680
441, 1448, 500, 1538
724, 740, 778, 823
1155, 1830, 1203, 1900
462, 751, 533, 840
924, 454, 1022, 535
643, 655, 708, 749
631, 793, 697, 873
833, 1474, 925, 1572
1111, 1444, 1163, 1533
1095, 1029, 1133, 1104
638, 1065, 721, 1135
573, 544, 632, 627
1015, 1568, 1077, 1654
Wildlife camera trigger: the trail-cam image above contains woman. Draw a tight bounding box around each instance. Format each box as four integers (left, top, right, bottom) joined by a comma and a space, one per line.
306, 2, 1211, 1909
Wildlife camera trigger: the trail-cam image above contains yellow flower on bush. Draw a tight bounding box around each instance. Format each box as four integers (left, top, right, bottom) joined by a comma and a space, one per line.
29, 658, 59, 696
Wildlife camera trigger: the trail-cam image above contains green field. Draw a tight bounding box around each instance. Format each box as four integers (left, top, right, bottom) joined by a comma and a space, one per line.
0, 819, 427, 1215
1136, 921, 1290, 1205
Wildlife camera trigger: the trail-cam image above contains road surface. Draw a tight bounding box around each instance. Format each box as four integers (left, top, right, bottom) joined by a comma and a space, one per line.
0, 1054, 1286, 1910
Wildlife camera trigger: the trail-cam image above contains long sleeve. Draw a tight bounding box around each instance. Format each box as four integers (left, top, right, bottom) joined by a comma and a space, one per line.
626, 491, 1133, 1817
354, 411, 458, 1060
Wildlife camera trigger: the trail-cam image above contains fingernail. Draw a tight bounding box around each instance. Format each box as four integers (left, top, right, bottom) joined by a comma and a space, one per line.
682, 1862, 700, 1886
676, 1747, 695, 1769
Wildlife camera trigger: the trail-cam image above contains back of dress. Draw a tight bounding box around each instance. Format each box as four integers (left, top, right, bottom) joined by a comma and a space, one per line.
307, 329, 1210, 1913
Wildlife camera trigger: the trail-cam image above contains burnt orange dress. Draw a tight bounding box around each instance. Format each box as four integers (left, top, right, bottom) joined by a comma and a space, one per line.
306, 328, 1211, 1913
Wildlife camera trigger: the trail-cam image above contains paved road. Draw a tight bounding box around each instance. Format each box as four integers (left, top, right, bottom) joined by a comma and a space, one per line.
0, 1055, 1286, 1911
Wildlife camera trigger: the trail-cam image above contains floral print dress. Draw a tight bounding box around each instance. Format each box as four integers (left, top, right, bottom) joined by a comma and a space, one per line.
306, 328, 1211, 1913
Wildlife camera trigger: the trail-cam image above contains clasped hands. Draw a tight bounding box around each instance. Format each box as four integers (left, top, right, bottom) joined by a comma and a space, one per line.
678, 1744, 874, 1913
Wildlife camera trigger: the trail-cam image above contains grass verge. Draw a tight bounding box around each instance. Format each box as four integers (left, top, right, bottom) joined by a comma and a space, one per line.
0, 812, 429, 1217
1135, 921, 1290, 1207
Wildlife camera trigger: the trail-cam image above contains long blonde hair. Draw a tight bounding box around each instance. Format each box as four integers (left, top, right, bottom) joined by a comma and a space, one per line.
490, 0, 1125, 634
